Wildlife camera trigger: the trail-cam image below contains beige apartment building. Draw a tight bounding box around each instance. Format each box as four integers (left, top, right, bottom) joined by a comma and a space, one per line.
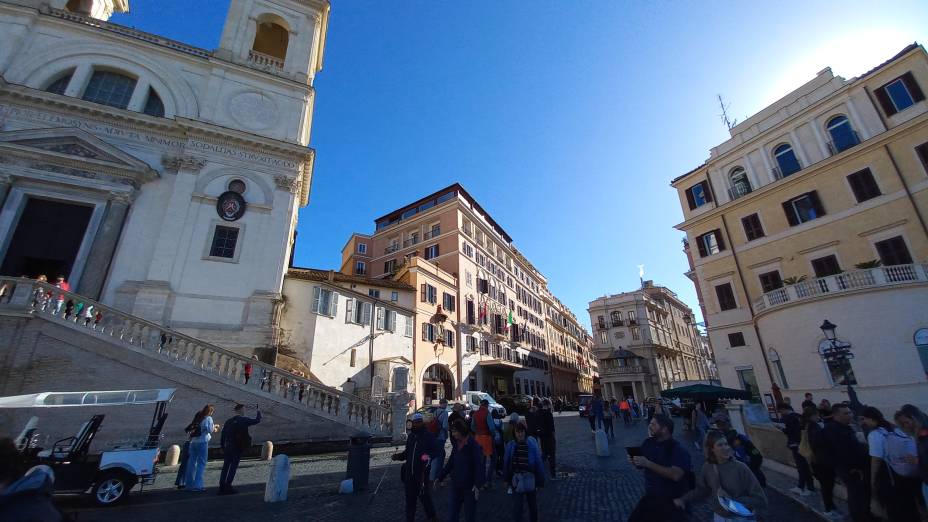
342, 183, 571, 401
588, 281, 715, 402
672, 45, 928, 414
543, 290, 593, 399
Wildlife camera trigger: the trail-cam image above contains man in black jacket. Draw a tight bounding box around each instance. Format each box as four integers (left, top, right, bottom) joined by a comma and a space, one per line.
218, 403, 261, 495
392, 413, 439, 522
538, 399, 557, 478
819, 403, 873, 522
778, 403, 814, 496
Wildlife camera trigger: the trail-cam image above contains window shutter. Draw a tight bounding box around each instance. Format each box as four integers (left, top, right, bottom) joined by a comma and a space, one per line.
389, 311, 397, 332
467, 300, 475, 324
809, 191, 826, 217
902, 72, 925, 102
449, 294, 456, 311
874, 86, 897, 116
420, 284, 426, 302
847, 171, 865, 201
345, 298, 354, 323
446, 331, 454, 348
422, 322, 428, 341
695, 234, 708, 257
782, 201, 799, 226
362, 302, 372, 325
702, 181, 714, 203
376, 307, 384, 330
312, 286, 321, 314
713, 229, 726, 251
330, 292, 338, 317
685, 188, 696, 210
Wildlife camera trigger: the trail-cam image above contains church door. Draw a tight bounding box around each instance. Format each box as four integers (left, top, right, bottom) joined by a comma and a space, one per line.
0, 197, 93, 280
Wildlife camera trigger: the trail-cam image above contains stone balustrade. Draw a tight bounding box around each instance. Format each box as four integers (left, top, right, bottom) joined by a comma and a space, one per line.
248, 49, 285, 70
0, 277, 392, 435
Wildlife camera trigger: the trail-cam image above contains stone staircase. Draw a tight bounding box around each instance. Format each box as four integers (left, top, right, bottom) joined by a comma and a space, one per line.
0, 277, 401, 444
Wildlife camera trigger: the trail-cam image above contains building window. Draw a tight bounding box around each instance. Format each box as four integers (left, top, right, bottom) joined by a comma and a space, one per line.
347, 299, 372, 325
846, 168, 881, 203
599, 331, 608, 344
715, 283, 737, 311
695, 229, 725, 257
685, 180, 713, 210
758, 271, 783, 293
391, 291, 399, 302
424, 244, 439, 260
819, 341, 858, 385
610, 311, 623, 326
312, 286, 338, 317
826, 115, 859, 154
421, 284, 437, 304
874, 236, 913, 266
45, 71, 73, 95
916, 142, 928, 174
421, 322, 435, 342
369, 289, 381, 299
728, 332, 746, 347
811, 255, 842, 278
875, 72, 924, 116
355, 261, 366, 275
782, 191, 825, 226
446, 330, 455, 348
384, 259, 397, 274
357, 243, 367, 254
209, 226, 239, 258
736, 368, 760, 402
405, 315, 414, 337
443, 292, 456, 312
82, 71, 137, 110
627, 311, 637, 324
463, 243, 473, 257
773, 143, 801, 177
142, 88, 165, 117
741, 214, 765, 241
631, 327, 640, 341
729, 168, 752, 199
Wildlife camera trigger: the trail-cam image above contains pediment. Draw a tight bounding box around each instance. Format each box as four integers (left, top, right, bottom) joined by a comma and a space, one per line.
0, 127, 157, 182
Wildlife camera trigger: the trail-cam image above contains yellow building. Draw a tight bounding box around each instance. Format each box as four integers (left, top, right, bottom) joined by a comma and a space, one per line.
672, 45, 928, 414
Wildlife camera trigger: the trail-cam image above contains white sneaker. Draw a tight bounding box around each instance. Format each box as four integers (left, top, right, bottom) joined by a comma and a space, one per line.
788, 487, 804, 495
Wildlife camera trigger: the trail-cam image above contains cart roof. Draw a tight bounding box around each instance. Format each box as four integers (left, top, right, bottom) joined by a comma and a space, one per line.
0, 389, 176, 408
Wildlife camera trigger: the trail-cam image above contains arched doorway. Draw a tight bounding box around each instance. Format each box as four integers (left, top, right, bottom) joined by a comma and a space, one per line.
422, 364, 453, 404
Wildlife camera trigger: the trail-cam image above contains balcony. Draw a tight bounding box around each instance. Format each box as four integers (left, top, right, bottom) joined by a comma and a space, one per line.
600, 365, 648, 377
827, 131, 861, 156
754, 264, 928, 313
402, 237, 418, 248
248, 49, 284, 70
384, 244, 400, 254
611, 320, 624, 327
727, 183, 752, 201
424, 228, 441, 240
597, 322, 608, 330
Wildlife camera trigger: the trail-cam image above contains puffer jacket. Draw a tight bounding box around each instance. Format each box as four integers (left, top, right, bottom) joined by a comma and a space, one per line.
0, 465, 66, 522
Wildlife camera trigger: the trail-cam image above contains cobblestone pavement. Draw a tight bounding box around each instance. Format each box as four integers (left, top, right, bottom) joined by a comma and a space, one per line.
61, 412, 821, 521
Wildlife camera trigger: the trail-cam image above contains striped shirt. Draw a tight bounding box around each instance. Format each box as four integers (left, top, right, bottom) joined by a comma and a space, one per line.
513, 441, 530, 472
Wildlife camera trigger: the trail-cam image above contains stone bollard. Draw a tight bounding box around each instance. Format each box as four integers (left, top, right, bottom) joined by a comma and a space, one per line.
264, 454, 290, 503
261, 441, 274, 461
165, 445, 181, 466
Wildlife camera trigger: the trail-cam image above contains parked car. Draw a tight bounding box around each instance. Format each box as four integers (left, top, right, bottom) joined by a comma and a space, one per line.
3, 388, 175, 506
498, 394, 533, 415
463, 391, 506, 417
577, 394, 593, 416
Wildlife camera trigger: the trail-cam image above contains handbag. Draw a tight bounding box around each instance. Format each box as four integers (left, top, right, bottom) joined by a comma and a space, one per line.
512, 471, 536, 493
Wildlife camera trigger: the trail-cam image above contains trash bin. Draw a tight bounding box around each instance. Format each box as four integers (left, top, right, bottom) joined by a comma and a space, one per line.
346, 431, 372, 490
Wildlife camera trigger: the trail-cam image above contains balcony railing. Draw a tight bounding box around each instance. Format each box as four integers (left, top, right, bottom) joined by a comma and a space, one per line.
727, 183, 752, 201
597, 322, 607, 330
424, 228, 440, 240
402, 237, 418, 248
826, 131, 861, 156
754, 264, 928, 313
611, 320, 624, 327
384, 244, 400, 254
248, 49, 284, 70
600, 366, 648, 377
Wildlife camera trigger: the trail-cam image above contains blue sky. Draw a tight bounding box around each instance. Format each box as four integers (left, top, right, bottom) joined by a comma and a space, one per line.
113, 1, 928, 329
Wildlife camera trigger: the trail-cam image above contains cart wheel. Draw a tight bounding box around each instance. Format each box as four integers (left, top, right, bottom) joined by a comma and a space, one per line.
92, 471, 134, 506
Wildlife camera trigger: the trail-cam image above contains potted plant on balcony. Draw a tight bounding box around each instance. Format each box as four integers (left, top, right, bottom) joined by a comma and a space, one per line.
782, 275, 807, 286
854, 259, 882, 269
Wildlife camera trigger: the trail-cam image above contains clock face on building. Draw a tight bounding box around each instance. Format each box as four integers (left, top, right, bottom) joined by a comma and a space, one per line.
217, 191, 246, 221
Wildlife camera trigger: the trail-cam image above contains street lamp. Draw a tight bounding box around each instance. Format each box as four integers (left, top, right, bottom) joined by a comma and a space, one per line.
817, 319, 862, 412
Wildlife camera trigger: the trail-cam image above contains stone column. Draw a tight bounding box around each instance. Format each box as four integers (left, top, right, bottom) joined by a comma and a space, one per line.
77, 191, 132, 299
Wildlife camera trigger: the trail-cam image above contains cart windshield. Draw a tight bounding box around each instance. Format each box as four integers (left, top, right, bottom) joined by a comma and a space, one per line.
0, 389, 175, 408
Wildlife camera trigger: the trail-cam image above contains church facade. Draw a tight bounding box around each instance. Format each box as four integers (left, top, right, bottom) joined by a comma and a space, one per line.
0, 0, 330, 352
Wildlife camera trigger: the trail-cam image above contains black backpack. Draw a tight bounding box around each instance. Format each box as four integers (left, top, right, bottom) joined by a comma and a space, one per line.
185, 418, 202, 438
664, 439, 696, 491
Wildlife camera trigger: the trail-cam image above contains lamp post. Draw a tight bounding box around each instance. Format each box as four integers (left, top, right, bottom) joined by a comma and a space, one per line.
818, 319, 862, 412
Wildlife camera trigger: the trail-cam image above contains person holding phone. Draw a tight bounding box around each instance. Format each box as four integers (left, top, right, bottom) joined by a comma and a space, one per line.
438, 419, 484, 522
218, 403, 261, 495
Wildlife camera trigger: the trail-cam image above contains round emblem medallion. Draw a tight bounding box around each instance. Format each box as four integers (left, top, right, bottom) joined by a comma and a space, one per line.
217, 191, 246, 221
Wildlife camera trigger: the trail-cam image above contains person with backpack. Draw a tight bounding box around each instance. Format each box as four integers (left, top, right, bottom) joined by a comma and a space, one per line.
628, 414, 693, 522
184, 404, 219, 492
713, 416, 766, 488
804, 407, 840, 519
218, 403, 261, 495
427, 399, 450, 484
538, 399, 557, 478
503, 421, 546, 521
820, 403, 872, 522
392, 413, 439, 522
860, 406, 920, 521
777, 402, 815, 497
674, 430, 767, 520
175, 408, 205, 489
893, 404, 928, 509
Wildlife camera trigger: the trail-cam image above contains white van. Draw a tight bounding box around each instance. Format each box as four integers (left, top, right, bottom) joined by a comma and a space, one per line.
463, 391, 506, 417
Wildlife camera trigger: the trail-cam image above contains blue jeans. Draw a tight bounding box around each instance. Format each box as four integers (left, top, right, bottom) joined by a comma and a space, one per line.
430, 443, 446, 482
175, 441, 190, 486
448, 486, 476, 522
185, 441, 208, 489
513, 490, 538, 522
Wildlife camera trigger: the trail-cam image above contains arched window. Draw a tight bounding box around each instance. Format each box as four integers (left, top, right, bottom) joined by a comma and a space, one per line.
728, 167, 752, 199
142, 88, 164, 117
773, 143, 801, 178
82, 70, 137, 109
252, 17, 289, 65
826, 115, 859, 154
45, 71, 74, 96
